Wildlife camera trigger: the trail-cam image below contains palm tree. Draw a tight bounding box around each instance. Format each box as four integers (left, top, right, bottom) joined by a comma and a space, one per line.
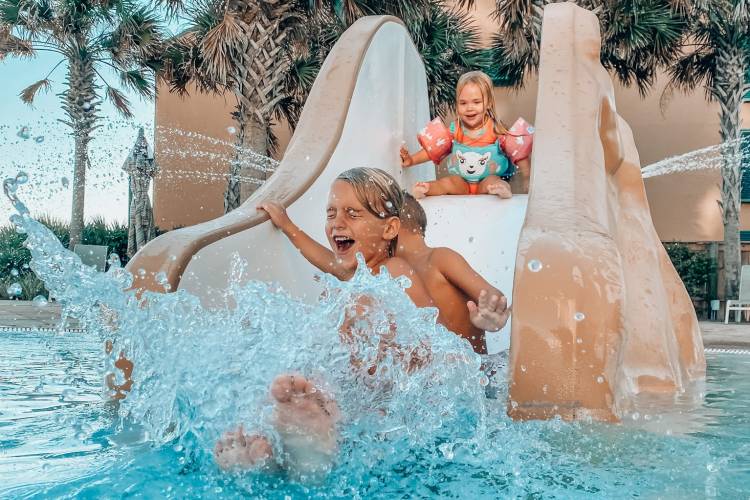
308, 0, 489, 117
0, 0, 166, 248
168, 0, 308, 213
478, 0, 686, 93
664, 0, 750, 300
170, 0, 487, 212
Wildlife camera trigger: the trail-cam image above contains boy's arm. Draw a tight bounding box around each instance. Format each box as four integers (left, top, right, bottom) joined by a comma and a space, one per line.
258, 202, 353, 281
433, 248, 510, 332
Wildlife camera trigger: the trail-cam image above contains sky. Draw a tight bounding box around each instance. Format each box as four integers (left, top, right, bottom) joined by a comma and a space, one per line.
1, 45, 156, 227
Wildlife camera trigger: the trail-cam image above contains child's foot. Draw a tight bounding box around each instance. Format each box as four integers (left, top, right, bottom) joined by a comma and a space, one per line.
214, 427, 276, 471
271, 374, 340, 480
487, 181, 512, 199
412, 182, 430, 199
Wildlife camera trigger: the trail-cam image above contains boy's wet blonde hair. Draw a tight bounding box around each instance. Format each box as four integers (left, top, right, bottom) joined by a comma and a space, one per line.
401, 191, 427, 236
456, 71, 508, 136
335, 167, 404, 256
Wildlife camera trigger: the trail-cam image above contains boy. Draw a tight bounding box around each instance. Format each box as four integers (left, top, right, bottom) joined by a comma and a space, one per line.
397, 192, 508, 353
258, 194, 509, 354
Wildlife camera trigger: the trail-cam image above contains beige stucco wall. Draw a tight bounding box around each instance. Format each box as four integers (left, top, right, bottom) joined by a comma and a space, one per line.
153, 84, 235, 229
154, 1, 749, 237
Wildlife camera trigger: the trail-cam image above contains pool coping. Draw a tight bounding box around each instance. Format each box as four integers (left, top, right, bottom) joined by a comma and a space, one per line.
1, 300, 746, 346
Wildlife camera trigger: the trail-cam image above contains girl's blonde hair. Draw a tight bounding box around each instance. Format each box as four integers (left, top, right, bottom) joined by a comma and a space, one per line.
335, 167, 404, 257
456, 71, 508, 135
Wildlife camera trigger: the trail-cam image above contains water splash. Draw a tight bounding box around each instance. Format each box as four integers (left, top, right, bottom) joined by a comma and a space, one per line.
8, 179, 487, 483
641, 137, 750, 179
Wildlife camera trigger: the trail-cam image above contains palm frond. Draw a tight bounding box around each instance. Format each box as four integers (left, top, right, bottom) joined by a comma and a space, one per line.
119, 68, 153, 98
406, 4, 487, 116
19, 77, 50, 103
666, 49, 716, 98
199, 11, 244, 83
103, 3, 164, 65
105, 85, 133, 117
0, 27, 35, 59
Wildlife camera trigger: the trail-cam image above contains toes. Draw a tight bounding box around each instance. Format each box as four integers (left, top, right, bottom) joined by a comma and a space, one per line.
247, 435, 274, 460
270, 373, 310, 402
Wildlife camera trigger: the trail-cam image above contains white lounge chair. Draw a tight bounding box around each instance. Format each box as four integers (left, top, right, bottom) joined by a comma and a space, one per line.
74, 244, 108, 272
724, 265, 750, 323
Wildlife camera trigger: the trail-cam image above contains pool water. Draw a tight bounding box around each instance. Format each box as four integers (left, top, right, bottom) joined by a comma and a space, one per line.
1, 329, 748, 499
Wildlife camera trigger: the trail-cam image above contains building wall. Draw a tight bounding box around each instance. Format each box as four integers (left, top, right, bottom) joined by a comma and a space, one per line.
153, 85, 235, 229
153, 2, 749, 233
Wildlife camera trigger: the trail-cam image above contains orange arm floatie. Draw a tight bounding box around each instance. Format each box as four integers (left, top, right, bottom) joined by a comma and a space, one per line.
417, 118, 453, 165
499, 117, 534, 164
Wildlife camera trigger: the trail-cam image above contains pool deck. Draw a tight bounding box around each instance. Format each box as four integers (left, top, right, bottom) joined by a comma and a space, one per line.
1, 299, 747, 347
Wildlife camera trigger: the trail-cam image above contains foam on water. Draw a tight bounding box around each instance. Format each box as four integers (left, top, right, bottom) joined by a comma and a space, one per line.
5, 175, 487, 486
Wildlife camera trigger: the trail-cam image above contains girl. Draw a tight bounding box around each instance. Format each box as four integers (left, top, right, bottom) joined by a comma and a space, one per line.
400, 71, 533, 198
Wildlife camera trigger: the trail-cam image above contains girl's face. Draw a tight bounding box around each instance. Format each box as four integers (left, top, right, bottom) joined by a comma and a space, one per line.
325, 180, 399, 272
457, 82, 487, 131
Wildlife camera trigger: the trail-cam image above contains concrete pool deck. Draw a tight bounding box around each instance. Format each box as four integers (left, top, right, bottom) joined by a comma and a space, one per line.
0, 299, 747, 347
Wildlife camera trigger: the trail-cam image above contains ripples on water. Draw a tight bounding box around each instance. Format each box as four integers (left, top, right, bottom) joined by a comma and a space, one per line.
2, 139, 750, 496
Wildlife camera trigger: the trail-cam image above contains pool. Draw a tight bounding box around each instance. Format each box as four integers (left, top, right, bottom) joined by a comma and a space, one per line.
1, 329, 748, 499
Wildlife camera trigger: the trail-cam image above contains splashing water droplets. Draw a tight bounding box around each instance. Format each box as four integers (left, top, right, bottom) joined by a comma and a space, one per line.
6, 283, 22, 297
32, 295, 48, 307
15, 171, 29, 185
4, 177, 17, 195
574, 312, 585, 322
10, 268, 19, 277
528, 259, 543, 272
17, 126, 31, 140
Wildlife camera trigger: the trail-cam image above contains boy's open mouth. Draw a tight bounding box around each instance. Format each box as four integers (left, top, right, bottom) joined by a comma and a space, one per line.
333, 235, 355, 253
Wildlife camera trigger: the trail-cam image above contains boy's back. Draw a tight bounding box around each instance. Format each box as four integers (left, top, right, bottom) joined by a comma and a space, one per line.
398, 193, 508, 354
401, 245, 488, 353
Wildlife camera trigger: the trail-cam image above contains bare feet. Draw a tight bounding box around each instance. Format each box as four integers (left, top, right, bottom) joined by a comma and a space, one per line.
214, 426, 276, 472
412, 182, 430, 199
271, 374, 340, 480
486, 181, 512, 199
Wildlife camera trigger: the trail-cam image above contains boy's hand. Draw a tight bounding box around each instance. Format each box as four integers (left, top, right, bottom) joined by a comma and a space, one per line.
468, 290, 510, 332
258, 202, 293, 233
400, 144, 414, 168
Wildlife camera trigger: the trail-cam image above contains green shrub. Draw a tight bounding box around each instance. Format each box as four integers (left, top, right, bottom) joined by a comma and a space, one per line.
0, 216, 134, 300
664, 243, 716, 300
81, 216, 129, 262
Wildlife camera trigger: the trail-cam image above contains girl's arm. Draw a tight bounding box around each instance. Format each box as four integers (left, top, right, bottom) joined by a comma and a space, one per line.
257, 202, 354, 281
400, 145, 431, 168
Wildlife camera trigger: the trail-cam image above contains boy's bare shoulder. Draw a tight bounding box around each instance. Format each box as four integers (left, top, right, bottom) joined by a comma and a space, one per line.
383, 256, 419, 278
430, 247, 465, 266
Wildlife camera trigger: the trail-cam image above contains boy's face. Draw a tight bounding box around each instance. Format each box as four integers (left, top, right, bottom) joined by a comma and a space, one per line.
457, 83, 486, 131
325, 180, 398, 271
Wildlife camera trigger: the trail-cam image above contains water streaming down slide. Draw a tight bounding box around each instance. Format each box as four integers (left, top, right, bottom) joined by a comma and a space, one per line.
126, 4, 705, 422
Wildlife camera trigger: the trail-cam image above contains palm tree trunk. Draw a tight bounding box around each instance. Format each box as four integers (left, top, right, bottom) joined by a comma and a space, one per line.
222, 0, 292, 214
63, 56, 98, 249
224, 105, 269, 212
714, 43, 746, 300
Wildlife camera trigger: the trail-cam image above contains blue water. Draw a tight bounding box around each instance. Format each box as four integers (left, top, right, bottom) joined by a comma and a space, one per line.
2, 177, 750, 498
1, 330, 749, 498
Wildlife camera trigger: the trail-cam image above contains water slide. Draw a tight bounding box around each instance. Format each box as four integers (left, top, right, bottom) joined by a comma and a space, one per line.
127, 3, 705, 422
